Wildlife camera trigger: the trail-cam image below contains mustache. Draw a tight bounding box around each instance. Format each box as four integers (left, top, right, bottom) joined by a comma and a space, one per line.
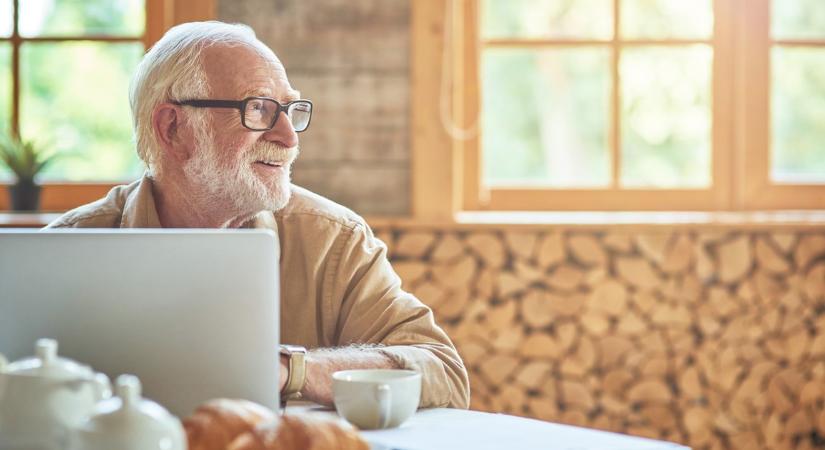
248, 143, 299, 164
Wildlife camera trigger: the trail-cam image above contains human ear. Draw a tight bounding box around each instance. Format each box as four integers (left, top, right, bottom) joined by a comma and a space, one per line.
152, 103, 194, 162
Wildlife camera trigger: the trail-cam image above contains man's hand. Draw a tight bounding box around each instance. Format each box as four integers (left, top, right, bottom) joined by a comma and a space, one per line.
300, 347, 398, 406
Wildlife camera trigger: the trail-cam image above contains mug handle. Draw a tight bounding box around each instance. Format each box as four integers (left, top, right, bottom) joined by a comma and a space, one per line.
375, 384, 391, 429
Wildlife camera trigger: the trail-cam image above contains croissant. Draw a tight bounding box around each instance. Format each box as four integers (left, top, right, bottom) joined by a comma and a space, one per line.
184, 399, 277, 450
228, 414, 370, 450
184, 399, 370, 450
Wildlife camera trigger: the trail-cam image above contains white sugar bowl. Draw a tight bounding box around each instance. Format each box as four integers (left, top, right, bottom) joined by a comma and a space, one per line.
0, 338, 111, 450
71, 374, 185, 450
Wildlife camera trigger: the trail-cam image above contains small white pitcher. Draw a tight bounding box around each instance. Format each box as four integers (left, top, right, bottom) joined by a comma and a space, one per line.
71, 374, 185, 450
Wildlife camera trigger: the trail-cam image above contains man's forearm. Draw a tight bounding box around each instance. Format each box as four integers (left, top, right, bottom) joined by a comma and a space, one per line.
300, 346, 398, 406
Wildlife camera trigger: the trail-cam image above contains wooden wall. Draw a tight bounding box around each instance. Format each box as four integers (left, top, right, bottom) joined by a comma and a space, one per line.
218, 0, 411, 216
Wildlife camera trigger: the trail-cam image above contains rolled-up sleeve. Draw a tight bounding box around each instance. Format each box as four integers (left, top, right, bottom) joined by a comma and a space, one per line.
328, 222, 470, 409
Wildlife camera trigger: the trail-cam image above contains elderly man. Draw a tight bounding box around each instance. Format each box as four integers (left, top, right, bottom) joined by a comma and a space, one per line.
46, 21, 469, 409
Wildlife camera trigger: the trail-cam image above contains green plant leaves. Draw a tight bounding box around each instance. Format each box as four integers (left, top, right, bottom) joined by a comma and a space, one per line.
0, 134, 57, 183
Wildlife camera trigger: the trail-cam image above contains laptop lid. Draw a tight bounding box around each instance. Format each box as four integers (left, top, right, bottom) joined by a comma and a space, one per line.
0, 229, 280, 417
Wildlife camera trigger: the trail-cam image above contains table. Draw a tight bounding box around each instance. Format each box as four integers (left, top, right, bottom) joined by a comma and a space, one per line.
286, 405, 690, 450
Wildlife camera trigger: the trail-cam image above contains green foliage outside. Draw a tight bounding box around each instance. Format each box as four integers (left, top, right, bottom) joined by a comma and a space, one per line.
770, 0, 825, 182
773, 0, 825, 40
620, 46, 711, 188
20, 42, 144, 181
0, 44, 9, 149
1, 0, 145, 182
772, 48, 825, 183
482, 0, 612, 40
480, 0, 825, 188
0, 0, 11, 38
18, 0, 144, 37
482, 48, 610, 187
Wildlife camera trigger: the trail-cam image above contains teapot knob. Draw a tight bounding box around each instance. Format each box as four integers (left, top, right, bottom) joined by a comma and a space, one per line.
35, 338, 58, 365
116, 374, 141, 408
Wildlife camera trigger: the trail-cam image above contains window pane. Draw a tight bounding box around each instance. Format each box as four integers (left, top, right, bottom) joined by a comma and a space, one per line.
483, 48, 610, 187
482, 0, 612, 40
0, 43, 10, 180
773, 0, 825, 40
772, 47, 825, 183
621, 46, 712, 188
20, 0, 144, 37
0, 0, 11, 37
20, 42, 144, 181
621, 0, 713, 40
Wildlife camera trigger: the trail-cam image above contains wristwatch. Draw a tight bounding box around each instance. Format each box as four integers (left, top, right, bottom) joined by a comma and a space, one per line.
279, 344, 307, 404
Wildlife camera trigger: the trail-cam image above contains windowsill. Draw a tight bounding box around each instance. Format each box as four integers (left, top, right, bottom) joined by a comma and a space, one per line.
0, 212, 62, 228
455, 210, 825, 226
370, 210, 825, 229
0, 183, 120, 211
5, 210, 825, 230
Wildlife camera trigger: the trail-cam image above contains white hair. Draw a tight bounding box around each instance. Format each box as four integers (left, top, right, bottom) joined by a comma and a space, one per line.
129, 21, 278, 176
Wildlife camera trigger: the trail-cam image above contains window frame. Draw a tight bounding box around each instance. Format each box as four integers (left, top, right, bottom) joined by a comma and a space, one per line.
740, 0, 825, 209
410, 0, 825, 219
0, 0, 215, 211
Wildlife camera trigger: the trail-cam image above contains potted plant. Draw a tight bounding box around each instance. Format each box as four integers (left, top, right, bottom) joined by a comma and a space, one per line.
0, 135, 56, 211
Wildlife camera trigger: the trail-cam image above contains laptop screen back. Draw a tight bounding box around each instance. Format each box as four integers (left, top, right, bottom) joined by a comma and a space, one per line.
0, 229, 280, 417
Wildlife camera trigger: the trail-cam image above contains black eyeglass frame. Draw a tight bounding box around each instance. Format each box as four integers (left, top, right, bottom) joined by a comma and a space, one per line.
171, 96, 313, 132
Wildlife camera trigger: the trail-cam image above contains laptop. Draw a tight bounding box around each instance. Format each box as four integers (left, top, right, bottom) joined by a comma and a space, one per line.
0, 229, 280, 417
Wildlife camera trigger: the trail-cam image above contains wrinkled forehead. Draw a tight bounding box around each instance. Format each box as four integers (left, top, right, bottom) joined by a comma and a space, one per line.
201, 43, 300, 101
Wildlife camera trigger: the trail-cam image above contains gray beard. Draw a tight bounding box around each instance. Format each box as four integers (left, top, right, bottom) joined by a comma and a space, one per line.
183, 132, 295, 214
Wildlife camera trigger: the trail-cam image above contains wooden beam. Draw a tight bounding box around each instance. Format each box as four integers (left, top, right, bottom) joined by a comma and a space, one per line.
460, 0, 482, 210
144, 0, 216, 50
172, 0, 216, 25
713, 0, 735, 210
411, 0, 458, 220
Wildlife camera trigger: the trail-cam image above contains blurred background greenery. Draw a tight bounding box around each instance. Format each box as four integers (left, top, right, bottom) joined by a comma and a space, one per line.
481, 0, 825, 188
0, 0, 144, 181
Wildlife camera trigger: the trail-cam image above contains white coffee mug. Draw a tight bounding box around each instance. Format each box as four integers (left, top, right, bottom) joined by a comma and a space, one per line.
332, 369, 421, 430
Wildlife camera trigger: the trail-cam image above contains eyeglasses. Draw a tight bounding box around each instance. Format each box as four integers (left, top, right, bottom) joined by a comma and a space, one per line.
172, 97, 313, 132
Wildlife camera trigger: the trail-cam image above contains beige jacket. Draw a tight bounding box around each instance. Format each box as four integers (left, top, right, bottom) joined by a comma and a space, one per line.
46, 175, 470, 409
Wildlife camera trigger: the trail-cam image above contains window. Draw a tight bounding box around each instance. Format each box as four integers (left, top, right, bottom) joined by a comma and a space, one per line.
0, 0, 215, 211
772, 1, 825, 183
413, 0, 825, 213
1, 0, 147, 182
743, 0, 825, 208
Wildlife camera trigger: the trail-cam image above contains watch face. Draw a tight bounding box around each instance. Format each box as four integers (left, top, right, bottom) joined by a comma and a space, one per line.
280, 345, 307, 355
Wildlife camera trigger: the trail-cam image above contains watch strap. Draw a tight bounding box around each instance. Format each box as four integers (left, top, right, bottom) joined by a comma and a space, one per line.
280, 345, 307, 403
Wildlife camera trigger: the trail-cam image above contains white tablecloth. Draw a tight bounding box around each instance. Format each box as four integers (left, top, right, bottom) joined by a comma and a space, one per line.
286, 405, 691, 450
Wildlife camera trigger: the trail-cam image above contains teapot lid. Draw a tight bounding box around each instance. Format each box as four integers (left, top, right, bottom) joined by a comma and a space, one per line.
5, 338, 95, 380
73, 375, 185, 450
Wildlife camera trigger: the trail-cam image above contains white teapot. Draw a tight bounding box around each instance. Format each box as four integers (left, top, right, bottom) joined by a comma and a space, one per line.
71, 374, 185, 450
0, 339, 111, 450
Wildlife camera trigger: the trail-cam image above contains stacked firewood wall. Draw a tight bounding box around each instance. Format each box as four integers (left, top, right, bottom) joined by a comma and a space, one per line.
372, 227, 825, 450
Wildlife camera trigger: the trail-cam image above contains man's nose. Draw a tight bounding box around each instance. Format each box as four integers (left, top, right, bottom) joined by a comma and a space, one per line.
262, 112, 299, 148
